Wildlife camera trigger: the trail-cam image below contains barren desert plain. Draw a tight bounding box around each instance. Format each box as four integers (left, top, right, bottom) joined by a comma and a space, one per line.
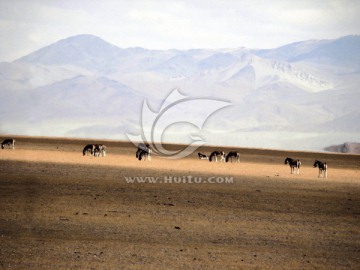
0, 136, 359, 269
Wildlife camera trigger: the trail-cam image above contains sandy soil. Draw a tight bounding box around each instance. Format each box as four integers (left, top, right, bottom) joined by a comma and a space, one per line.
0, 136, 359, 269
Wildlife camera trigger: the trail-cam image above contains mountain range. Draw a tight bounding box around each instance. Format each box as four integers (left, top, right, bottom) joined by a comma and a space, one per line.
0, 34, 359, 151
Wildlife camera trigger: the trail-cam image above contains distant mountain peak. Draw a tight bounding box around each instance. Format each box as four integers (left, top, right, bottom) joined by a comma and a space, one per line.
63, 34, 105, 41
15, 34, 123, 71
53, 34, 121, 50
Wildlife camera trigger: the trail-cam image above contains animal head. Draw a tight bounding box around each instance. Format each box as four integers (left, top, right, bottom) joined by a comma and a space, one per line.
313, 160, 319, 168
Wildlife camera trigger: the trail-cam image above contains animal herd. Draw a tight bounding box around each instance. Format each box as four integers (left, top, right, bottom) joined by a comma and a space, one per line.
82, 144, 107, 157
198, 151, 240, 163
1, 138, 329, 178
283, 157, 328, 178
198, 149, 327, 178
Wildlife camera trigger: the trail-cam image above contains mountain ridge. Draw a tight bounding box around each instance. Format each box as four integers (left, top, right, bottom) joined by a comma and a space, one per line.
1, 34, 359, 151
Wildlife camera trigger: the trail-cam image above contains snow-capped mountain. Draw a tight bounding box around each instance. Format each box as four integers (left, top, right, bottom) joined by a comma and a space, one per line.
0, 34, 359, 151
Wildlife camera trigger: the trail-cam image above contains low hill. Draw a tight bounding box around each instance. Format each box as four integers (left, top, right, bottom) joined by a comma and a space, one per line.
324, 142, 360, 154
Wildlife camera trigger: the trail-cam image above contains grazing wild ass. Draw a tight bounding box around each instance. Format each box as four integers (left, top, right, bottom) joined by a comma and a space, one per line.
225, 151, 240, 163
136, 143, 152, 161
94, 144, 106, 157
1, 138, 15, 149
83, 144, 95, 156
284, 157, 301, 175
198, 152, 209, 160
209, 151, 225, 162
313, 160, 328, 178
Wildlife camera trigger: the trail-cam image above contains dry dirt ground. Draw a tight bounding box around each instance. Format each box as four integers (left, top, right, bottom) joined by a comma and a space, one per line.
0, 136, 359, 269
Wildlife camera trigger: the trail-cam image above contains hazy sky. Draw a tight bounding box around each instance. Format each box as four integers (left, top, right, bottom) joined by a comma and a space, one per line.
1, 0, 359, 62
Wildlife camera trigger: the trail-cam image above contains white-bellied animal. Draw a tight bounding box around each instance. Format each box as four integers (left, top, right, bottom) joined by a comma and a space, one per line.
313, 160, 328, 178
198, 152, 208, 160
1, 138, 15, 149
225, 151, 240, 163
100, 144, 106, 157
284, 157, 301, 174
136, 143, 152, 161
94, 144, 106, 157
83, 144, 95, 156
209, 151, 225, 162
